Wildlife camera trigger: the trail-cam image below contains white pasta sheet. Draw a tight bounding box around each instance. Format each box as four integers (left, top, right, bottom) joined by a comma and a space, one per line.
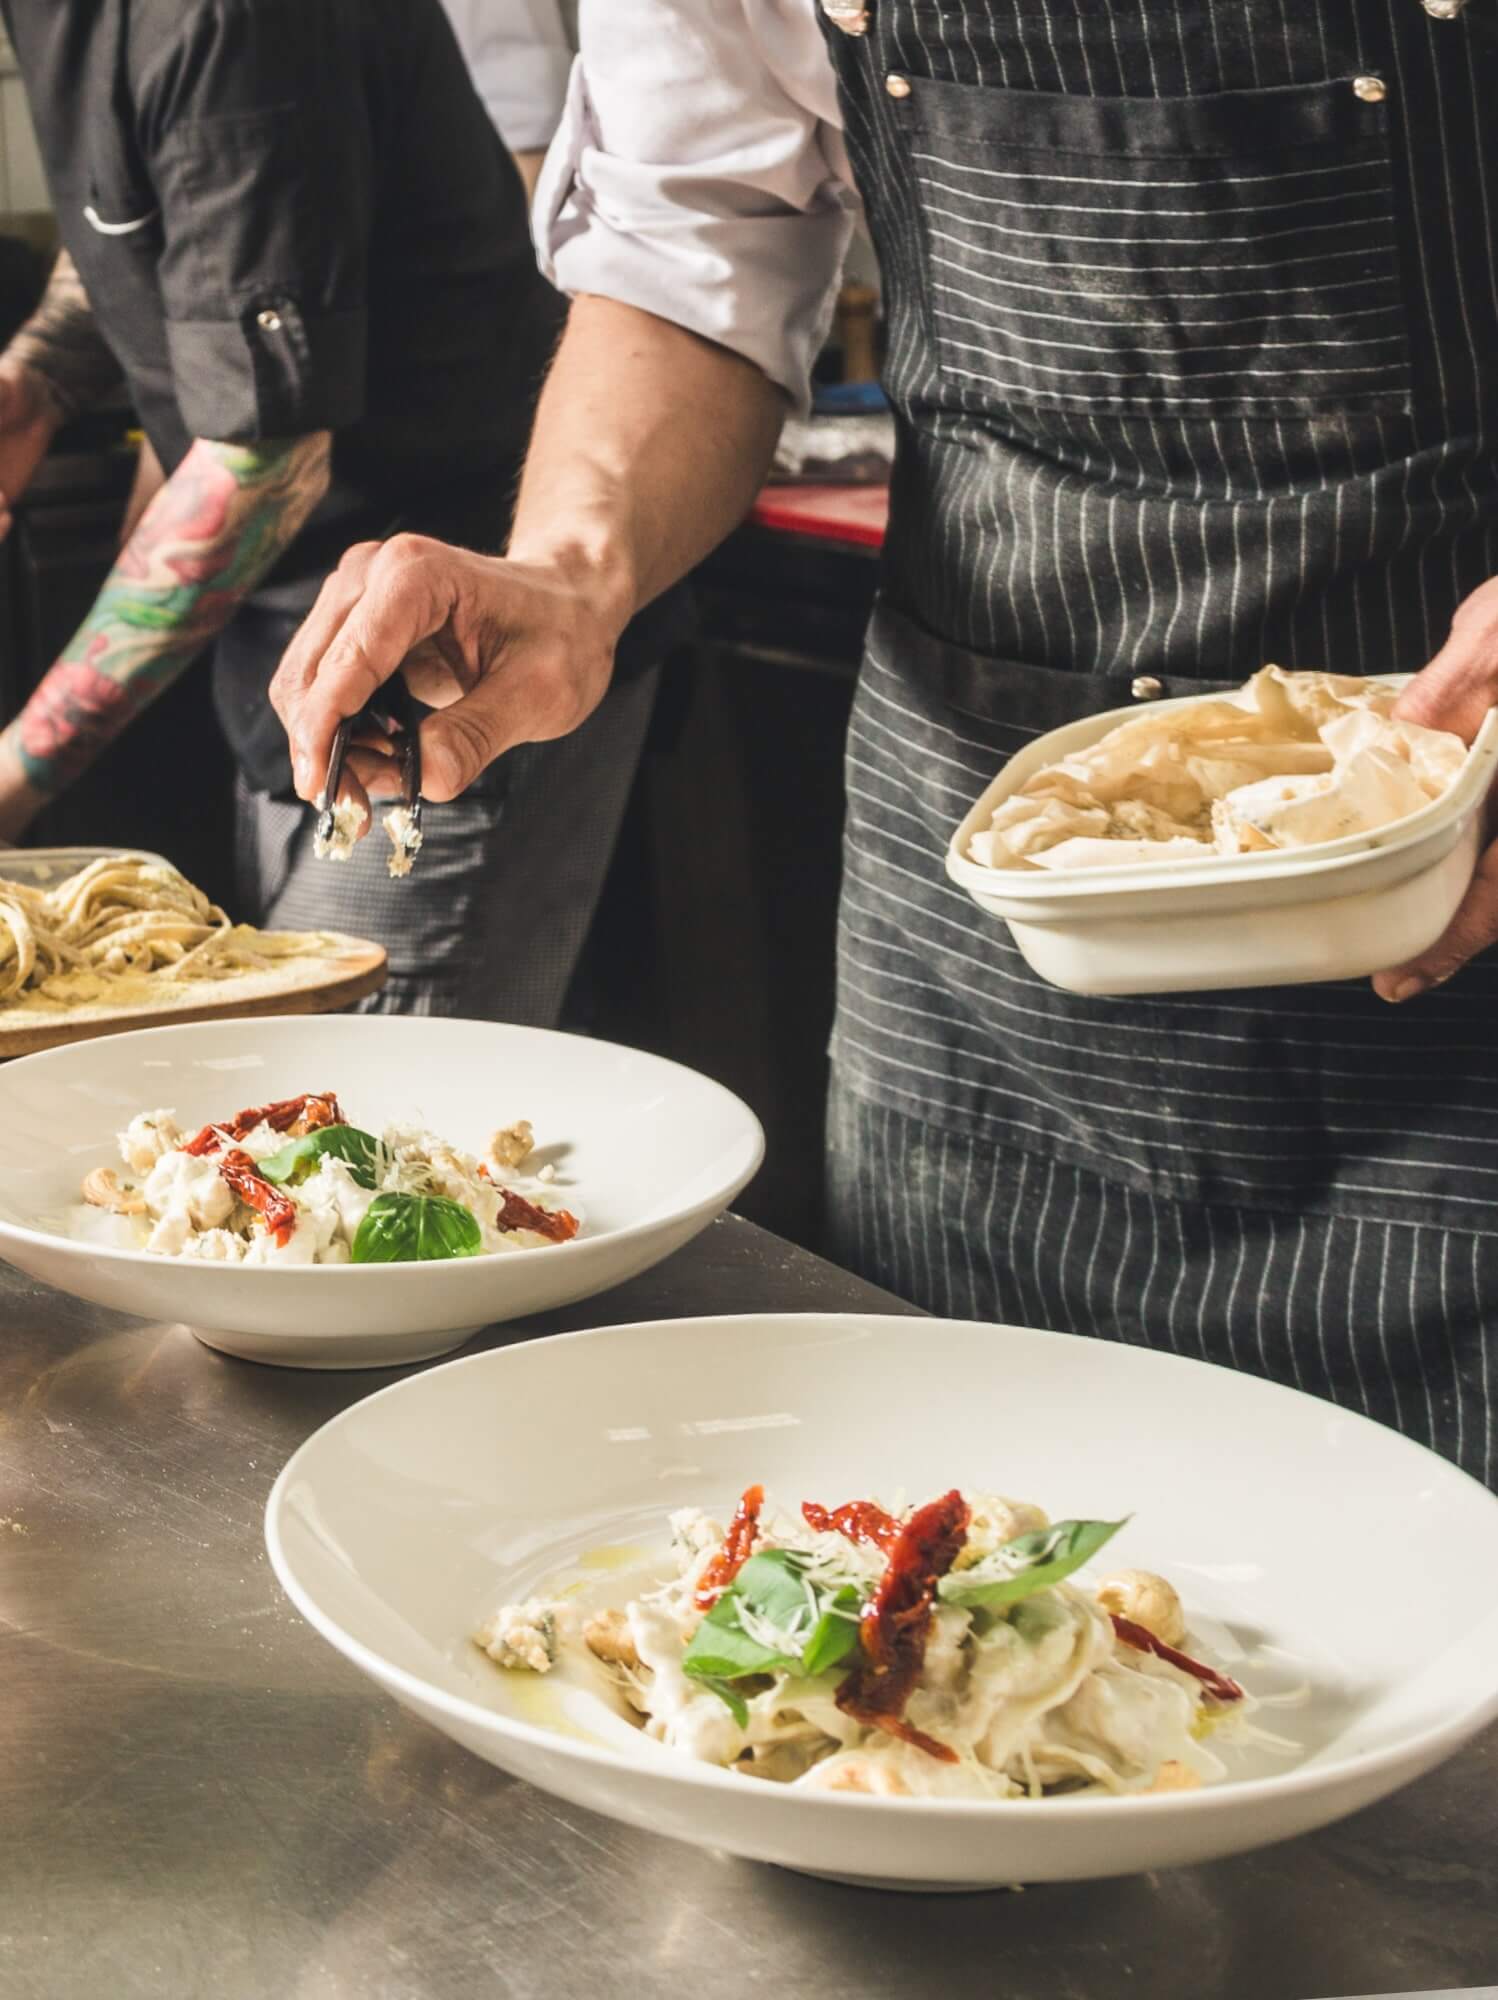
968, 668, 1467, 872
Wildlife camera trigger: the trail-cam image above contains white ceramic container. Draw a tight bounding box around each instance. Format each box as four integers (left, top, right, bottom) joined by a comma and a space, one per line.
946, 680, 1498, 995
0, 1016, 763, 1368
266, 1311, 1498, 1889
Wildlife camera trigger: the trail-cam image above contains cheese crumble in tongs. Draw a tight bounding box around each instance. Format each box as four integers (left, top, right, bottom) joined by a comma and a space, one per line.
313, 679, 426, 880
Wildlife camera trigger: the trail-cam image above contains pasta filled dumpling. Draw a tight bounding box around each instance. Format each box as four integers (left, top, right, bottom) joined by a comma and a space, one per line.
970, 667, 1465, 873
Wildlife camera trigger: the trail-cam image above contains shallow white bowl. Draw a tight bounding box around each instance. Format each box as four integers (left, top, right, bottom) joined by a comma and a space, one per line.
946, 680, 1498, 995
266, 1312, 1498, 1888
0, 1017, 763, 1368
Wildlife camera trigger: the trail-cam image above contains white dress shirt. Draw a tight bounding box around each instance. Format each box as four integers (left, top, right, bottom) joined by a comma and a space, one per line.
439, 0, 574, 153
534, 0, 857, 412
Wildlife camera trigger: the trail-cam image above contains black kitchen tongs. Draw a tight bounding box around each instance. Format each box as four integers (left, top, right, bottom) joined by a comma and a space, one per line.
315, 678, 424, 868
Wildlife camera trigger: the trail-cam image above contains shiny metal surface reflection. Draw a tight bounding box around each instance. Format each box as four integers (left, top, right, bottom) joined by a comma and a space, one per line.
2, 1217, 1495, 1999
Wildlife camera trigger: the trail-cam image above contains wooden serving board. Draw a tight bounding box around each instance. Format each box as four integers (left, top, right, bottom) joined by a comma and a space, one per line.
0, 934, 388, 1060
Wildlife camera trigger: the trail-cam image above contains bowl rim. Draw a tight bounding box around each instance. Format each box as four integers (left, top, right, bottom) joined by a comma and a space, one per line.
946, 680, 1498, 901
0, 1014, 765, 1277
264, 1309, 1498, 1823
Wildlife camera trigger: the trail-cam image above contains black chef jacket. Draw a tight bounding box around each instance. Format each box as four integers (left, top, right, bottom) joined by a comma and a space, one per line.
0, 0, 676, 794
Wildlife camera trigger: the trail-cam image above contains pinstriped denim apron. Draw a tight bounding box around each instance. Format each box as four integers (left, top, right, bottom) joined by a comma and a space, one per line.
817, 1, 1498, 1483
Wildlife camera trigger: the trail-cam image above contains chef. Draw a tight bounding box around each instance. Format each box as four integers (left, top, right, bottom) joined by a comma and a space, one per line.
0, 0, 665, 1028
273, 0, 1498, 1484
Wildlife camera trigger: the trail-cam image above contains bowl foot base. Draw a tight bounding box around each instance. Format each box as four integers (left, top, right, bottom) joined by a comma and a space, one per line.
185, 1324, 487, 1371
779, 1866, 1027, 1895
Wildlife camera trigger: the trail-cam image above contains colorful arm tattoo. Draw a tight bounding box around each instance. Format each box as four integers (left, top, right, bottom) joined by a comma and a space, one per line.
6, 249, 123, 422
3, 432, 332, 798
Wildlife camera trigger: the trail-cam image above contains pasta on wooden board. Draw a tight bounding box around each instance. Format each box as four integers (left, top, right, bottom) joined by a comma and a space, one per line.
0, 856, 336, 1005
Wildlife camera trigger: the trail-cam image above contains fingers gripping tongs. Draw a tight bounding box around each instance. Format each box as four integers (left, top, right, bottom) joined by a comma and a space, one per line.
314, 680, 425, 879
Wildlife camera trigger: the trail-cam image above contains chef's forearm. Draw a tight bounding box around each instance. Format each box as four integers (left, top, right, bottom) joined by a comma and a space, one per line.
511, 149, 547, 201
5, 249, 123, 423
507, 295, 787, 636
0, 432, 331, 808
120, 435, 167, 546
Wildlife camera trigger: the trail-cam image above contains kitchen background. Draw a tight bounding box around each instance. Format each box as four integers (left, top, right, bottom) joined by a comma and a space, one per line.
0, 16, 887, 1257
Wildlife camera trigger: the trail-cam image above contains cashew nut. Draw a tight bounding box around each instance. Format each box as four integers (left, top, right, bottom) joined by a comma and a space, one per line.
1146, 1759, 1201, 1794
1095, 1569, 1187, 1648
801, 1756, 910, 1797
583, 1607, 639, 1669
82, 1167, 147, 1216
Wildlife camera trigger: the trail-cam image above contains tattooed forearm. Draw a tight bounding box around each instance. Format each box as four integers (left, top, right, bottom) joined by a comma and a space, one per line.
2, 432, 332, 798
6, 249, 123, 422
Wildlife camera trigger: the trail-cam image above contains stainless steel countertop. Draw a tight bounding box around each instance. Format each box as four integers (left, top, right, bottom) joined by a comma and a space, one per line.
3, 1215, 1495, 2000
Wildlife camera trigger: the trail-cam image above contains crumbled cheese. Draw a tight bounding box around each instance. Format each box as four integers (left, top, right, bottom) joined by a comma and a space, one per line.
475, 1599, 572, 1674
490, 1121, 535, 1171
313, 796, 366, 862
179, 1227, 248, 1264
119, 1110, 182, 1177
384, 805, 423, 879
143, 1149, 235, 1233
669, 1508, 723, 1564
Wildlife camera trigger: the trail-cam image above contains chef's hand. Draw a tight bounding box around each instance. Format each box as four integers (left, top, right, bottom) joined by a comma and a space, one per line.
1374, 575, 1498, 1003
270, 534, 629, 824
0, 358, 62, 542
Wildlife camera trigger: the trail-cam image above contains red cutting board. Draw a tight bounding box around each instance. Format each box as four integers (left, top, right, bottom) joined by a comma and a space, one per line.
751, 484, 889, 549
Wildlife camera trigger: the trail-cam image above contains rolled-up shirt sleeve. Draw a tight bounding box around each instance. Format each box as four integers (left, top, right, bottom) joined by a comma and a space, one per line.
439, 0, 573, 153
536, 0, 858, 415
135, 0, 372, 442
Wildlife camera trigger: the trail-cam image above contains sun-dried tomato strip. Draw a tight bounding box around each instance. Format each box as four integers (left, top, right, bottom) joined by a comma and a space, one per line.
494, 1187, 580, 1243
1109, 1614, 1245, 1704
694, 1483, 766, 1610
834, 1488, 970, 1763
288, 1092, 343, 1137
217, 1148, 298, 1247
801, 1498, 902, 1550
182, 1092, 344, 1157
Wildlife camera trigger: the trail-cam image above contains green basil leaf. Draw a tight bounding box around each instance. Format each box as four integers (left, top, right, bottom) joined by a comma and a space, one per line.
695, 1676, 749, 1727
938, 1517, 1128, 1609
683, 1549, 865, 1687
351, 1192, 483, 1264
682, 1578, 790, 1682
259, 1125, 380, 1190
799, 1587, 863, 1677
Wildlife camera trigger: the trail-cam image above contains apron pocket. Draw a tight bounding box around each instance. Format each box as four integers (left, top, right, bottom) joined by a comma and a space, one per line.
895, 72, 1411, 419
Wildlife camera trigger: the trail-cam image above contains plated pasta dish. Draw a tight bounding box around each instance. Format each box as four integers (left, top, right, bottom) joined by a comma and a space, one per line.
71, 1091, 579, 1265
476, 1484, 1291, 1800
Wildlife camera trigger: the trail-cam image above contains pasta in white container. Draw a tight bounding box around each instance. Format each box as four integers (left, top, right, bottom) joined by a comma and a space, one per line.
946, 675, 1498, 996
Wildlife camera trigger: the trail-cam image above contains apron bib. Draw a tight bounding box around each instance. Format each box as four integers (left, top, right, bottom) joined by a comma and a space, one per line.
816, 0, 1498, 1478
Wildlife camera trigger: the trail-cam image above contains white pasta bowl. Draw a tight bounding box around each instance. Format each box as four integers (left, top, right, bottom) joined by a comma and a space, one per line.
265, 1312, 1498, 1888
946, 680, 1498, 996
0, 1016, 763, 1368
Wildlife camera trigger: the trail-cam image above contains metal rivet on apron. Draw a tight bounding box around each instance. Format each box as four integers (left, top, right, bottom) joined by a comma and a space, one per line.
823, 0, 871, 32
1420, 0, 1466, 16
1352, 75, 1388, 101
1130, 676, 1164, 700
256, 308, 284, 333
884, 73, 912, 99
